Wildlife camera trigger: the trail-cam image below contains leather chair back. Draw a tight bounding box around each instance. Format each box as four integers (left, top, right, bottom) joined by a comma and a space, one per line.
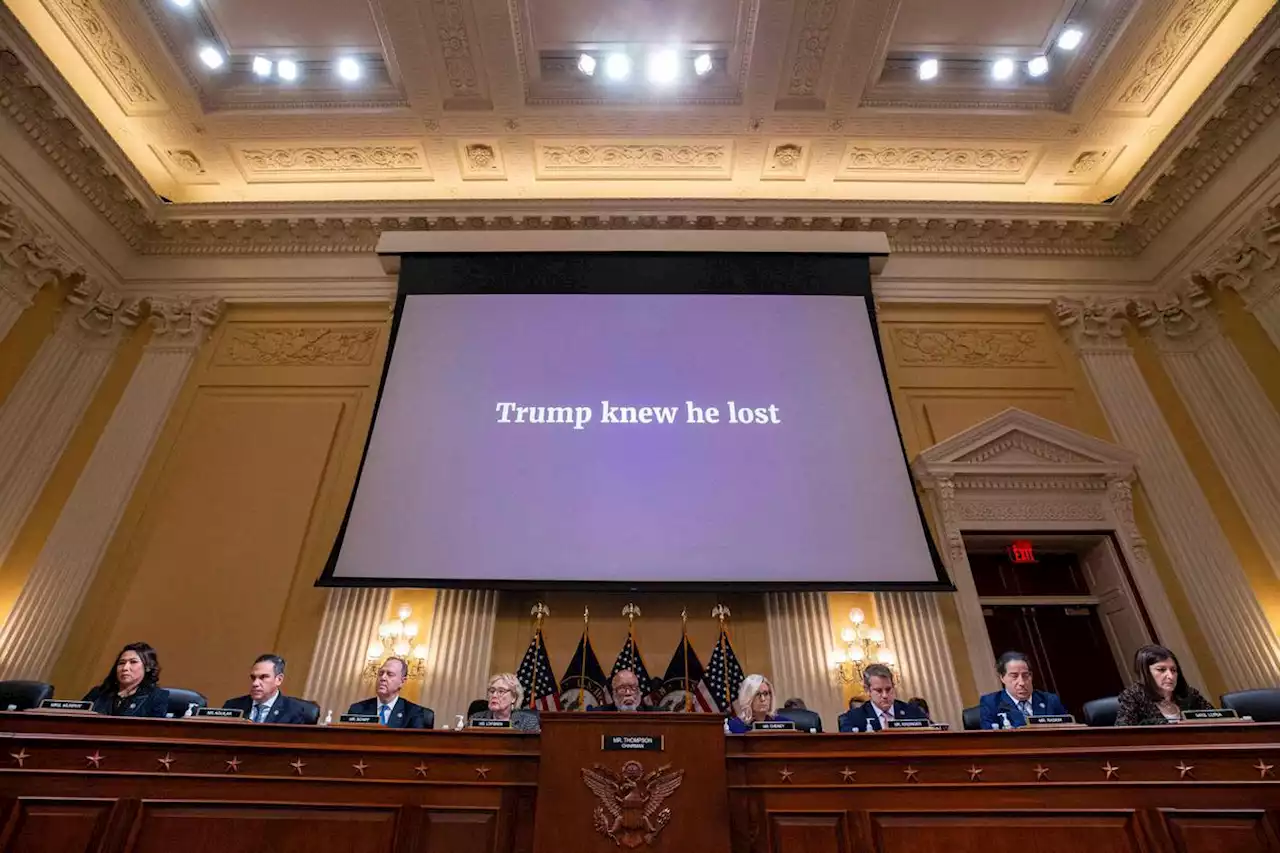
422, 707, 436, 729
962, 705, 982, 731
777, 708, 822, 732
1220, 688, 1280, 723
297, 699, 321, 725
0, 680, 54, 711
165, 688, 208, 718
1082, 696, 1119, 727
467, 699, 488, 718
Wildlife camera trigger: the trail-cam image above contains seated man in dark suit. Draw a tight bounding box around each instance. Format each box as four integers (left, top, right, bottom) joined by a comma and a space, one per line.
590, 670, 658, 712
347, 656, 432, 728
838, 664, 928, 732
978, 650, 1069, 729
223, 654, 314, 724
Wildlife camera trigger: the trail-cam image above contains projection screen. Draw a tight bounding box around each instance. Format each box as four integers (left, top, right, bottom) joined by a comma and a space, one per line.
322, 244, 949, 590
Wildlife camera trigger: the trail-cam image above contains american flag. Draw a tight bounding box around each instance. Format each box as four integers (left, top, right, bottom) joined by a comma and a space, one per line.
610, 632, 656, 698
516, 629, 561, 711
654, 633, 717, 712
699, 628, 745, 714
559, 631, 612, 710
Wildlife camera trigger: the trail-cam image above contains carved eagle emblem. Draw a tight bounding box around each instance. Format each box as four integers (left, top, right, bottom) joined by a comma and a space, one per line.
581, 760, 685, 848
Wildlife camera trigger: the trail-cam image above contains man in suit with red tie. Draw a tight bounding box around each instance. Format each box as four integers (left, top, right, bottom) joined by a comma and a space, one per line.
838, 664, 928, 732
347, 657, 433, 729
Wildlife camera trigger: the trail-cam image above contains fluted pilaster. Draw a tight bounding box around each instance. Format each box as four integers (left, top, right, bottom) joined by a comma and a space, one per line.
1059, 300, 1280, 691
304, 587, 392, 717
764, 591, 843, 730
0, 297, 219, 680
417, 589, 499, 726
876, 591, 965, 727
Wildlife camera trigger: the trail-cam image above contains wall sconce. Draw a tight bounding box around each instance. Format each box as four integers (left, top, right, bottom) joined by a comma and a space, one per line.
829, 607, 896, 687
364, 603, 428, 681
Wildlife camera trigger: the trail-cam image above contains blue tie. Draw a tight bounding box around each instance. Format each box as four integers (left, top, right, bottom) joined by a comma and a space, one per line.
252, 704, 263, 723
380, 704, 390, 725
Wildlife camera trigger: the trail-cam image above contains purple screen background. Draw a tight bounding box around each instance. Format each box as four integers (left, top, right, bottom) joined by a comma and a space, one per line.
332, 294, 939, 584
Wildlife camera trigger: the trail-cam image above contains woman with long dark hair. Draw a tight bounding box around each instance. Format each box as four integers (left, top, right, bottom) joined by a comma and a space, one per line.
1115, 643, 1213, 725
83, 642, 170, 717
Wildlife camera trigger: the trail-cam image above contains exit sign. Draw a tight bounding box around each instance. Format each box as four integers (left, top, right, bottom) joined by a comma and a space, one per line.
1007, 540, 1037, 564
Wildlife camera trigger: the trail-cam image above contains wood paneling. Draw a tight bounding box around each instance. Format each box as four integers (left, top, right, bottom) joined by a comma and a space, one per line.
769, 814, 846, 853
1161, 811, 1280, 853
0, 799, 112, 853
421, 809, 499, 853
128, 803, 398, 853
871, 813, 1139, 853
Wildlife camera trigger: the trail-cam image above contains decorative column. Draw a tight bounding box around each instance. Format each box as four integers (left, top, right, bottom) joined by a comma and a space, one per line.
0, 192, 77, 341
417, 589, 499, 726
0, 284, 138, 569
764, 591, 843, 730
0, 297, 220, 680
304, 587, 392, 717
1139, 290, 1280, 581
1196, 200, 1280, 349
1056, 298, 1280, 691
876, 591, 965, 727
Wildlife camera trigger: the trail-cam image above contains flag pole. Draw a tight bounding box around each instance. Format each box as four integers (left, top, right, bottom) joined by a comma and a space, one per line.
622, 602, 640, 675
529, 602, 548, 710
580, 606, 589, 712
712, 604, 731, 711
681, 608, 691, 713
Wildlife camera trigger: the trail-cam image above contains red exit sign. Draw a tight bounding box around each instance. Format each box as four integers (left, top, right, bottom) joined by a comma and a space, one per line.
1006, 540, 1037, 564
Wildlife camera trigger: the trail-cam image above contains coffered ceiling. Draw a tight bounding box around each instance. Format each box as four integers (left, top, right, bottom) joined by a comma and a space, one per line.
3, 0, 1275, 215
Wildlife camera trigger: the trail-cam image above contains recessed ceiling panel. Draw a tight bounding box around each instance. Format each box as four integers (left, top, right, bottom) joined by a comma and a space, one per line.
528, 0, 740, 47
203, 0, 382, 52
891, 0, 1073, 51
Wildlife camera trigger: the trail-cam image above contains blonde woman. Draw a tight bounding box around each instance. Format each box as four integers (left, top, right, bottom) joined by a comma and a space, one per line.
726, 674, 777, 733
469, 672, 540, 731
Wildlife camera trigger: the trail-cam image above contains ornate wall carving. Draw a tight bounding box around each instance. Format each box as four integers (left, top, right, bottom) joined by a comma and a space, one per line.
215, 326, 381, 367
0, 191, 82, 304
785, 0, 839, 97
535, 142, 734, 178
761, 142, 810, 180
234, 145, 430, 181
837, 146, 1036, 180
38, 0, 167, 115
457, 141, 506, 180
1112, 0, 1231, 111
890, 327, 1049, 367
431, 0, 481, 98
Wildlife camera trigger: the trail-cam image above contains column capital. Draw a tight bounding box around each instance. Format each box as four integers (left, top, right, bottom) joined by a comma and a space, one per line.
1194, 197, 1280, 311
0, 194, 81, 307
146, 296, 223, 351
1132, 286, 1222, 354
1053, 297, 1133, 354
56, 281, 143, 347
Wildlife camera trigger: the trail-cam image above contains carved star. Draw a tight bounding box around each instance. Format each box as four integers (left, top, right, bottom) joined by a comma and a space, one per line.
839, 767, 856, 782
290, 758, 306, 775
352, 759, 369, 777
1255, 759, 1275, 779
414, 762, 430, 778
1102, 762, 1120, 780
903, 766, 919, 782
1033, 764, 1050, 781
474, 766, 490, 779
966, 765, 984, 781
778, 767, 794, 782
85, 750, 104, 769
225, 756, 242, 773
1175, 761, 1195, 780
9, 749, 30, 768
158, 753, 176, 772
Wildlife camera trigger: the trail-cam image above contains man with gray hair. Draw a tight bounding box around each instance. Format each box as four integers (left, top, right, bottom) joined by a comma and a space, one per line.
347, 656, 433, 728
837, 663, 928, 732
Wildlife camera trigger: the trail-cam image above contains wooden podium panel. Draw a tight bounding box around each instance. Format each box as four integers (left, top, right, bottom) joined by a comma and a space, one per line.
533, 712, 730, 853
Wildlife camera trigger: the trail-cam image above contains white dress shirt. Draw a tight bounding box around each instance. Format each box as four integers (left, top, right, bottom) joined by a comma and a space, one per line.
251, 691, 280, 723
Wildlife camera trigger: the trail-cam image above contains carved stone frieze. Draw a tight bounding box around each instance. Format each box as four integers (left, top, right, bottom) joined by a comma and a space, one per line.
955, 498, 1106, 522
1112, 0, 1231, 111
1107, 479, 1151, 565
215, 325, 380, 367
38, 0, 167, 115
148, 296, 222, 349
785, 0, 839, 98
1192, 194, 1280, 308
431, 0, 481, 99
535, 142, 734, 178
838, 146, 1037, 181
1054, 297, 1133, 352
234, 145, 429, 181
62, 279, 143, 341
956, 433, 1095, 466
0, 192, 81, 303
889, 327, 1048, 367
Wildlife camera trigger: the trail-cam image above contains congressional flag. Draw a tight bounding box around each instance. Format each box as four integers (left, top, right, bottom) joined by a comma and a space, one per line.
654, 633, 717, 712
700, 628, 745, 714
516, 628, 561, 711
610, 632, 656, 698
559, 631, 611, 710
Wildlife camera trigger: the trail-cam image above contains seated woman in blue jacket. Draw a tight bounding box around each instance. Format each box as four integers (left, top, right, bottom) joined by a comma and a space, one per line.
978, 650, 1068, 729
726, 674, 780, 733
83, 641, 170, 717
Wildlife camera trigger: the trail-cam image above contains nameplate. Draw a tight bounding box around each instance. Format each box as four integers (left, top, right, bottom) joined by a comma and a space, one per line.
1181, 708, 1238, 721
886, 718, 932, 729
1028, 714, 1076, 725
339, 714, 380, 725
39, 700, 92, 712
602, 735, 664, 751
471, 718, 511, 729
752, 720, 796, 732
194, 707, 244, 719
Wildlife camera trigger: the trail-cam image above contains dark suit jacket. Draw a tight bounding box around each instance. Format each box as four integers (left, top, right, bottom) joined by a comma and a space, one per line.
1116, 683, 1212, 726
589, 703, 659, 712
223, 693, 315, 725
347, 696, 433, 729
469, 708, 540, 732
838, 699, 927, 732
83, 685, 170, 718
978, 689, 1068, 729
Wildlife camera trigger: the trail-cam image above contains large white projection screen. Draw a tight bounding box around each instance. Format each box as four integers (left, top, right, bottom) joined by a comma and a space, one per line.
326, 253, 945, 589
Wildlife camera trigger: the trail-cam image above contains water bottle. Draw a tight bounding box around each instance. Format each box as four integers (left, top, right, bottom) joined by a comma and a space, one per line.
865, 718, 874, 733
184, 702, 198, 718
323, 710, 333, 726
454, 714, 466, 730
998, 712, 1012, 730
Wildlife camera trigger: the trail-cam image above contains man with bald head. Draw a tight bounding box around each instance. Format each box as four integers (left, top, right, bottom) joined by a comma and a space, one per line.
590, 670, 658, 712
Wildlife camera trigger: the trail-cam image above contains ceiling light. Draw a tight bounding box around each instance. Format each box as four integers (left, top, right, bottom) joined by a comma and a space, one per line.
991, 58, 1014, 80
337, 57, 362, 81
1027, 55, 1049, 77
577, 53, 596, 76
198, 46, 224, 70
1057, 27, 1083, 50
277, 59, 298, 81
693, 53, 713, 76
604, 52, 631, 81
646, 49, 679, 85
252, 56, 272, 77
169, 0, 192, 7
917, 58, 938, 81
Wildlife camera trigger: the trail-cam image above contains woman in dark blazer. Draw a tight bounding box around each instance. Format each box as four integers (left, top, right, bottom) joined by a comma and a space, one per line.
1116, 643, 1213, 726
83, 642, 170, 717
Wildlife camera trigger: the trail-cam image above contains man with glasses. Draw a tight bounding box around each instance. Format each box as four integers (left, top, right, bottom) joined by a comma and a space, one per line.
347, 656, 433, 728
590, 669, 658, 712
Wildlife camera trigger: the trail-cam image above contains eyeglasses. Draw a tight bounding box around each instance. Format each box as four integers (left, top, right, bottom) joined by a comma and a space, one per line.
486, 686, 513, 696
